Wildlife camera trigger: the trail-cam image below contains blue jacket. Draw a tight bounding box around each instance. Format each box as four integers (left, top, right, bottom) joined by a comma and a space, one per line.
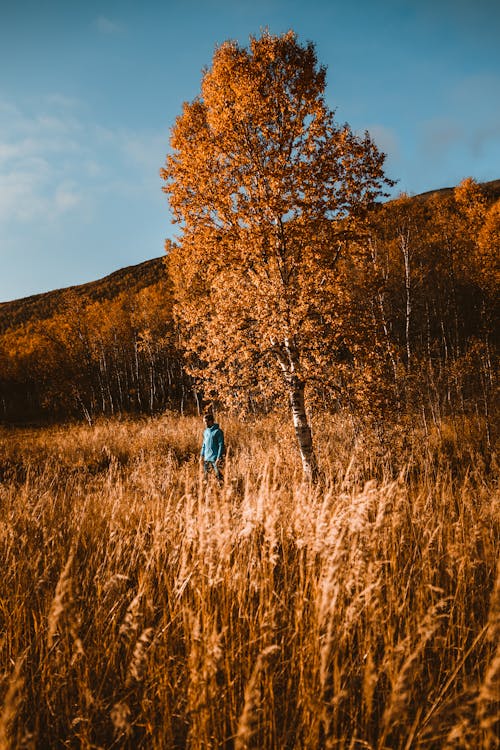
200, 423, 224, 462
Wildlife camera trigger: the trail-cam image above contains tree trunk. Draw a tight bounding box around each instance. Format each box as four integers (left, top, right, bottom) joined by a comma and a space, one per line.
287, 373, 318, 480
400, 229, 412, 373
272, 337, 318, 480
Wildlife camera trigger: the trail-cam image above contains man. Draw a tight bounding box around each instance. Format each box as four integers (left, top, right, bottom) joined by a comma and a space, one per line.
200, 411, 224, 482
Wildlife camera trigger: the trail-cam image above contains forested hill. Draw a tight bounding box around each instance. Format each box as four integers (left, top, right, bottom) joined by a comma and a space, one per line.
1, 179, 499, 333
0, 256, 165, 333
1, 178, 500, 334
415, 177, 500, 202
0, 177, 498, 425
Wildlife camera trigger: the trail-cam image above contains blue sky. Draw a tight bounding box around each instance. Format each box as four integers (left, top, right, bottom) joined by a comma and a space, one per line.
1, 0, 499, 302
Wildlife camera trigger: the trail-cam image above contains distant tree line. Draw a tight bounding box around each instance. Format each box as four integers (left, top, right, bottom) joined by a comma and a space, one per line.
343, 179, 498, 441
0, 177, 497, 432
0, 276, 193, 424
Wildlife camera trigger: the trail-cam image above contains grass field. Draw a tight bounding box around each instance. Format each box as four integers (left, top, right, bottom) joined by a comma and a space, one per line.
0, 413, 498, 749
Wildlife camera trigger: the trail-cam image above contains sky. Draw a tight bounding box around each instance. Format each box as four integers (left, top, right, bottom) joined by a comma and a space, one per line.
1, 0, 499, 302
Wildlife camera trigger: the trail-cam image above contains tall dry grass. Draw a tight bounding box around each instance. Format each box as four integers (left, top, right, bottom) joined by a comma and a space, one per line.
0, 412, 497, 749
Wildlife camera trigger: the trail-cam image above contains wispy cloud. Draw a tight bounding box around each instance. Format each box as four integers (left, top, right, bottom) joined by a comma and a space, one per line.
0, 96, 166, 227
0, 159, 53, 222
421, 118, 463, 158
0, 99, 84, 222
423, 74, 498, 154
44, 93, 83, 110
95, 16, 124, 35
470, 123, 500, 158
365, 124, 400, 160
420, 114, 500, 165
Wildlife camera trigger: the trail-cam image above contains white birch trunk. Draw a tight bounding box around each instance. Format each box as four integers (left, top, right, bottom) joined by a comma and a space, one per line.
400, 229, 412, 373
287, 374, 318, 479
271, 337, 318, 480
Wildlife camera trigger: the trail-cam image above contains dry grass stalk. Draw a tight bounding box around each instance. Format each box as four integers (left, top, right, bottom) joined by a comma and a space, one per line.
125, 627, 155, 686
362, 647, 378, 723
186, 613, 227, 746
0, 657, 24, 750
119, 592, 143, 642
235, 645, 280, 750
477, 646, 500, 747
47, 547, 75, 650
477, 559, 500, 747
110, 701, 132, 739
380, 600, 449, 740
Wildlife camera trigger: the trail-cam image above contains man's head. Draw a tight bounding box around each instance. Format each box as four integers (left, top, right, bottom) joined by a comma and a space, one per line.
203, 412, 214, 427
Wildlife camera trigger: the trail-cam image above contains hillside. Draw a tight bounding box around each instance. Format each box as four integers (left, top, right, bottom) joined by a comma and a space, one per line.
0, 176, 498, 426
0, 256, 166, 333
1, 179, 499, 335
415, 176, 500, 201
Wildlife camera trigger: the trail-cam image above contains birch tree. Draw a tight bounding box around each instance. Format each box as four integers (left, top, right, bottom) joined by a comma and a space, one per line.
162, 31, 393, 478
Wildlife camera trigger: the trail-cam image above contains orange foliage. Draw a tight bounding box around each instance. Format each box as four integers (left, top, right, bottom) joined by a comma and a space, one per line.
0, 278, 186, 423
477, 199, 500, 294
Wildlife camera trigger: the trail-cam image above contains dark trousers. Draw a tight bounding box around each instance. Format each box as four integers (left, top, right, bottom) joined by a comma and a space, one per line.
204, 460, 223, 481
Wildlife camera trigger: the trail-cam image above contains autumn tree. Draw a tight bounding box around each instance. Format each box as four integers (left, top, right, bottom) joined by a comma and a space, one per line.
162, 30, 392, 477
